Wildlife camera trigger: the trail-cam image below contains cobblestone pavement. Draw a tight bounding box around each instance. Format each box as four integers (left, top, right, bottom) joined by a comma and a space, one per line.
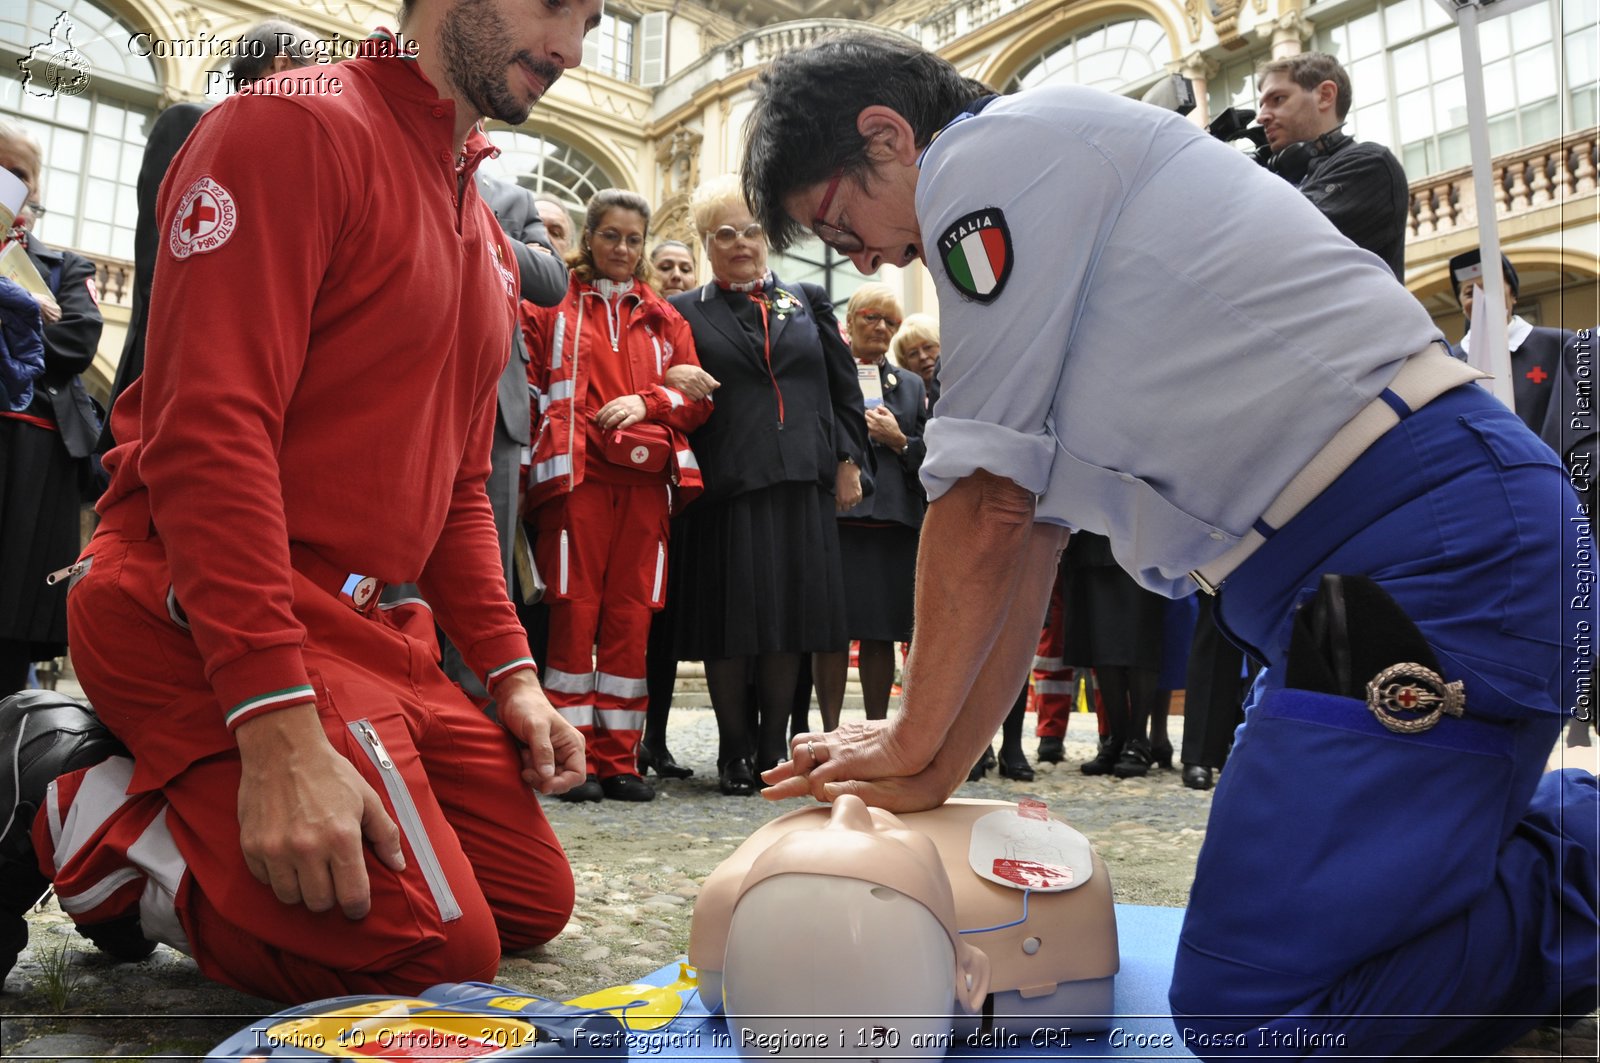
1, 707, 1594, 1061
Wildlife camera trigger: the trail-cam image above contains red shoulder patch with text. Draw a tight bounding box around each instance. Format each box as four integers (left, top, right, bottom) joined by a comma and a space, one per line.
167, 176, 238, 260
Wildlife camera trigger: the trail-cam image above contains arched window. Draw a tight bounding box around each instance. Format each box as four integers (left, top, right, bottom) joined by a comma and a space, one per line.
1, 0, 160, 260
480, 129, 616, 232
1004, 18, 1171, 96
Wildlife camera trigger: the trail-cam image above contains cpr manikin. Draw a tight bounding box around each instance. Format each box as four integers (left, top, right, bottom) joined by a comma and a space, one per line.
690, 797, 1118, 1062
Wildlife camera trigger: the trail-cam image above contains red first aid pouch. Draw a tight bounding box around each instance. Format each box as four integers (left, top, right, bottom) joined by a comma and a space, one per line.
600, 423, 671, 474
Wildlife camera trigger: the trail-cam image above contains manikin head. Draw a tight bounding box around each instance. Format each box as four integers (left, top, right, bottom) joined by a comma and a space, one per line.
721, 796, 991, 1063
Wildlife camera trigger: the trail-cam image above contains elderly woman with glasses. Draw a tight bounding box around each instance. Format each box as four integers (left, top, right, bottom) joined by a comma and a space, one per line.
664, 174, 870, 796
812, 284, 926, 732
890, 313, 941, 410
521, 188, 713, 804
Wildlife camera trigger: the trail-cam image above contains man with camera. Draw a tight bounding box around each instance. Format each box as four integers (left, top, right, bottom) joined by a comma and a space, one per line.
1256, 52, 1409, 278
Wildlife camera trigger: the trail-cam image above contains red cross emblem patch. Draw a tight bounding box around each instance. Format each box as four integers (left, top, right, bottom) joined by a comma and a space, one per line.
168, 176, 238, 260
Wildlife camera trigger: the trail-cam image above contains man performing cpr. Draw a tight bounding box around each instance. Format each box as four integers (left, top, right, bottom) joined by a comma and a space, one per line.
748, 31, 1597, 1057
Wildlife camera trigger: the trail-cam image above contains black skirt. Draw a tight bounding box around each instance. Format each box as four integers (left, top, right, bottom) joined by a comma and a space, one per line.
1059, 532, 1165, 670
669, 480, 847, 659
838, 521, 917, 642
0, 417, 81, 649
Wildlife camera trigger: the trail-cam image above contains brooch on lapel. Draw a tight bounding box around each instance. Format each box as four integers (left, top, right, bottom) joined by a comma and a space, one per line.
770, 288, 801, 318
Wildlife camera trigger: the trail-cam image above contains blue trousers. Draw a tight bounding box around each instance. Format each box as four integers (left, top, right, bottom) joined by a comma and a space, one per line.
1169, 385, 1598, 1057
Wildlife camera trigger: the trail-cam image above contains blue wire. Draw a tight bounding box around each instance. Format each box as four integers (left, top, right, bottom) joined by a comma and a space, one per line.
958, 889, 1031, 934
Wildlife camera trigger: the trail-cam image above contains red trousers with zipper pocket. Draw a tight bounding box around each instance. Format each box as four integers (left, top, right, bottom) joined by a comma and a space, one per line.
531, 479, 671, 779
56, 523, 574, 1003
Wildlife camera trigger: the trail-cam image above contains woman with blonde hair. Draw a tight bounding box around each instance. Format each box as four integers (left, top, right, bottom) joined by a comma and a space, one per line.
664, 175, 869, 795
890, 313, 941, 409
812, 284, 926, 731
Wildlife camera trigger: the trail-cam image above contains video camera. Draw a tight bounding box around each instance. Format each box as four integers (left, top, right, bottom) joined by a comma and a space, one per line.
1207, 106, 1272, 166
1144, 83, 1321, 182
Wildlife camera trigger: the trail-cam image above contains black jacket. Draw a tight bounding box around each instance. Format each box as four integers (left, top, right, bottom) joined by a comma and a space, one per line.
22, 237, 105, 459
1298, 138, 1409, 280
111, 101, 208, 417
670, 278, 870, 504
22, 239, 101, 380
840, 357, 926, 529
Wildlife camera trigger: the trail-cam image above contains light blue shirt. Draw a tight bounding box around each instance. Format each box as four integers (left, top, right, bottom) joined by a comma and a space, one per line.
917, 86, 1444, 596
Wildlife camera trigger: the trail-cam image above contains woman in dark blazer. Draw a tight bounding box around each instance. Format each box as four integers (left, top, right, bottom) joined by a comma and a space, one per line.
0, 126, 104, 693
666, 175, 870, 795
813, 283, 926, 731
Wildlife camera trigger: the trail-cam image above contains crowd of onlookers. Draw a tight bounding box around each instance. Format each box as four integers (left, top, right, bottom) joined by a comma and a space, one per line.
513, 173, 944, 802
3, 75, 1591, 812
494, 174, 1269, 803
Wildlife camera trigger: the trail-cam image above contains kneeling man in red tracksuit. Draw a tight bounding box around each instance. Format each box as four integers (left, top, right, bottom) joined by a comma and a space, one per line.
0, 0, 606, 1003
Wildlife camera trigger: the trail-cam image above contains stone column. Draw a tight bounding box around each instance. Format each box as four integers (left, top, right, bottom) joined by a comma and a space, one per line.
1180, 52, 1221, 128
1270, 9, 1314, 58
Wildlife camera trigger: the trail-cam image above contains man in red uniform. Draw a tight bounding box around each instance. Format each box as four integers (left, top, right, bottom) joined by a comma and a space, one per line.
0, 0, 603, 1002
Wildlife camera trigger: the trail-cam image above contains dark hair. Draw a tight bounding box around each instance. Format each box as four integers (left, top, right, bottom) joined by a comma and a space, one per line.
741, 31, 989, 251
1256, 53, 1352, 121
227, 19, 319, 86
569, 188, 654, 286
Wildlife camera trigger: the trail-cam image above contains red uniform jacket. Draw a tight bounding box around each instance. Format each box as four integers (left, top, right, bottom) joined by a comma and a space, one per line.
96, 51, 530, 730
522, 276, 710, 511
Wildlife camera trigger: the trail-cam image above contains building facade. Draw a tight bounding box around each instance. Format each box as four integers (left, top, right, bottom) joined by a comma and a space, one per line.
3, 0, 1595, 395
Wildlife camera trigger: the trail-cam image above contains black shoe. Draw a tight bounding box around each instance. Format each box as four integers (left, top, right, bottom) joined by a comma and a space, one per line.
1182, 764, 1214, 790
1080, 737, 1122, 776
997, 747, 1035, 782
79, 915, 157, 963
967, 746, 996, 782
0, 691, 135, 978
637, 742, 693, 779
556, 774, 604, 803
1036, 736, 1065, 764
600, 773, 655, 802
1149, 738, 1173, 770
718, 758, 757, 796
1113, 738, 1153, 778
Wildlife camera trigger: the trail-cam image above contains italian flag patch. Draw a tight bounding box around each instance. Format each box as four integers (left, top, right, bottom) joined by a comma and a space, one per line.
938, 208, 1012, 303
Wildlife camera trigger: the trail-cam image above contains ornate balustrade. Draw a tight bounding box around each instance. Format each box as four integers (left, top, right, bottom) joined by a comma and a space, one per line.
85, 252, 133, 311
923, 0, 1030, 47
1408, 128, 1599, 240
723, 19, 901, 72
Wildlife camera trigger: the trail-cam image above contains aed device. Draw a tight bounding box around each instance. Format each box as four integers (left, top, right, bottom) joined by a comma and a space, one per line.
206, 984, 627, 1062
689, 797, 1119, 1063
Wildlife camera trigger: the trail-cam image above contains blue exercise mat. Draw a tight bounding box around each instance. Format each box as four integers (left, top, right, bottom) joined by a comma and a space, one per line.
629, 904, 1197, 1061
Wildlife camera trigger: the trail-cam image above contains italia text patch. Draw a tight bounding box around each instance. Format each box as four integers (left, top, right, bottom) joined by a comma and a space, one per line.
167, 176, 237, 260
938, 208, 1011, 303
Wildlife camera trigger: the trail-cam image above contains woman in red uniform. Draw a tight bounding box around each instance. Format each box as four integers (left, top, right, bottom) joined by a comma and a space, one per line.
522, 189, 712, 803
